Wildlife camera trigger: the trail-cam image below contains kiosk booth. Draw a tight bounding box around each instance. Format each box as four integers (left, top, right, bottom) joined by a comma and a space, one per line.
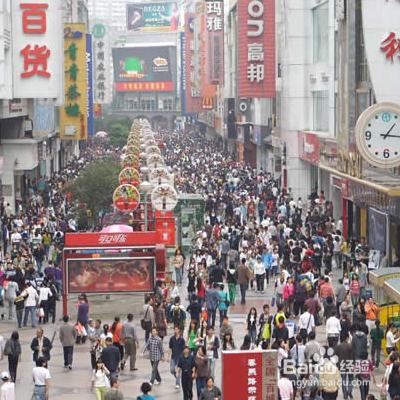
62, 231, 167, 316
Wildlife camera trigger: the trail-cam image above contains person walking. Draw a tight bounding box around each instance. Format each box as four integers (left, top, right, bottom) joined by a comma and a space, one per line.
177, 346, 196, 400
32, 357, 51, 400
0, 371, 15, 400
120, 313, 139, 372
194, 346, 208, 398
110, 317, 124, 366
91, 359, 110, 400
237, 258, 252, 305
30, 328, 52, 363
142, 296, 155, 344
370, 320, 384, 368
204, 327, 219, 378
101, 337, 121, 380
199, 377, 221, 400
13, 290, 26, 329
59, 315, 77, 370
205, 284, 219, 329
137, 382, 155, 400
169, 326, 185, 389
172, 248, 185, 285
3, 332, 21, 383
104, 378, 124, 400
5, 279, 18, 321
226, 264, 237, 306
76, 294, 89, 344
22, 281, 38, 328
144, 327, 164, 385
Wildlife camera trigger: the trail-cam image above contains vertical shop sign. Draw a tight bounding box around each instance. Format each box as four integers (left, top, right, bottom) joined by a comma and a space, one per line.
238, 0, 275, 98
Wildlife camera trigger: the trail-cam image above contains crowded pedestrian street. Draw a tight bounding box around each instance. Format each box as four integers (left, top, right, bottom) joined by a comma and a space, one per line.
0, 123, 397, 400
1, 1, 400, 400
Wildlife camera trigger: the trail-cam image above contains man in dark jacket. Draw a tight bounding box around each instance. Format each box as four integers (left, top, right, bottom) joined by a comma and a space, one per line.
237, 258, 251, 305
351, 323, 368, 360
205, 284, 220, 328
30, 328, 52, 362
101, 337, 121, 379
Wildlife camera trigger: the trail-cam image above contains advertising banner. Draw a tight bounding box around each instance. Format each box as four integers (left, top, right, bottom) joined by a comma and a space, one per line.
222, 350, 278, 400
205, 0, 224, 85
11, 0, 63, 99
362, 0, 400, 104
298, 131, 320, 165
92, 22, 110, 104
127, 2, 180, 32
238, 0, 275, 98
86, 34, 94, 137
113, 46, 175, 92
60, 23, 88, 140
66, 258, 155, 293
184, 13, 202, 113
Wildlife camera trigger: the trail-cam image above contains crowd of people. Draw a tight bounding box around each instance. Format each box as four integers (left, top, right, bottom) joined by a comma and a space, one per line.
0, 124, 399, 400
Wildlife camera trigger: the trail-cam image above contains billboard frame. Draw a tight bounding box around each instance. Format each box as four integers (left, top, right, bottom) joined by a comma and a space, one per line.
66, 256, 156, 294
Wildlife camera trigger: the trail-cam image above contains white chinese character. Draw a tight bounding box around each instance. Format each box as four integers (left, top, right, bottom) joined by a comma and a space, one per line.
248, 368, 257, 376
248, 43, 264, 61
248, 359, 257, 367
248, 386, 257, 395
206, 17, 214, 31
213, 16, 223, 31
207, 1, 222, 16
247, 63, 264, 83
248, 397, 256, 400
248, 378, 257, 385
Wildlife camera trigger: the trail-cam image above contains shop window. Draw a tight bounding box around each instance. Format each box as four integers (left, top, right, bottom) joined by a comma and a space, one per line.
313, 2, 329, 63
312, 90, 329, 131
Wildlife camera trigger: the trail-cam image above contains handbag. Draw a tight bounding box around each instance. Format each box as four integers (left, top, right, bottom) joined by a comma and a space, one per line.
140, 306, 150, 330
37, 307, 45, 318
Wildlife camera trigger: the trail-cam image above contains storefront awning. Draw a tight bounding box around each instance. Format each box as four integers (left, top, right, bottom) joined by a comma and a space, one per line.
319, 164, 400, 197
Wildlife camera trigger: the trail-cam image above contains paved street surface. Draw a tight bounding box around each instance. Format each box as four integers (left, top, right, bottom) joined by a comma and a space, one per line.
0, 269, 385, 399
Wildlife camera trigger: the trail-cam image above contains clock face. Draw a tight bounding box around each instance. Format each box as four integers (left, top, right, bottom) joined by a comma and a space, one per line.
356, 102, 400, 168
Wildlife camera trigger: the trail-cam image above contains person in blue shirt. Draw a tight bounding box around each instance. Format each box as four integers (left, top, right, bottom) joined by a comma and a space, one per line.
136, 382, 155, 400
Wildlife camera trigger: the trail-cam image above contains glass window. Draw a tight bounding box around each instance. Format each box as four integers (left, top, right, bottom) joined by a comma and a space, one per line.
313, 2, 329, 63
312, 90, 329, 131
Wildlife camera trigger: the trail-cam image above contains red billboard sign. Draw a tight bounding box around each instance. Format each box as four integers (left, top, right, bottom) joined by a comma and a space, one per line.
298, 131, 320, 165
66, 257, 155, 293
185, 13, 202, 113
65, 232, 158, 247
238, 0, 275, 98
222, 350, 278, 400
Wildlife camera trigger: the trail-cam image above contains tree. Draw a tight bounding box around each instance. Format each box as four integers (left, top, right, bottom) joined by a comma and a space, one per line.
67, 158, 120, 216
94, 116, 131, 147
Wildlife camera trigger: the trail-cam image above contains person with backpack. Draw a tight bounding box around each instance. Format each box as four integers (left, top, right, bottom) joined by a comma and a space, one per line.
170, 298, 186, 332
352, 323, 369, 361
3, 331, 21, 382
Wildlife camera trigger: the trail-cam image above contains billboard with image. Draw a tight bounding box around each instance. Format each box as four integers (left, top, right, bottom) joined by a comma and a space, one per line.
112, 46, 175, 92
66, 257, 155, 293
127, 2, 180, 32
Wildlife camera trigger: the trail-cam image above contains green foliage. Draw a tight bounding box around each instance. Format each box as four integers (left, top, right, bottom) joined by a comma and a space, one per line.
94, 116, 131, 148
68, 158, 120, 215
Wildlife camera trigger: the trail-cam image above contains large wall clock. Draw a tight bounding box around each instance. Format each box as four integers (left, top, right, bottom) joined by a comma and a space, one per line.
355, 102, 400, 169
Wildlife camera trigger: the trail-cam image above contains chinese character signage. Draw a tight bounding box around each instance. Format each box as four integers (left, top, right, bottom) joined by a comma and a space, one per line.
362, 0, 400, 103
205, 0, 224, 84
86, 34, 94, 137
112, 46, 175, 92
184, 13, 202, 113
222, 350, 278, 400
60, 24, 88, 141
126, 2, 181, 32
238, 0, 275, 98
11, 0, 63, 98
92, 23, 110, 104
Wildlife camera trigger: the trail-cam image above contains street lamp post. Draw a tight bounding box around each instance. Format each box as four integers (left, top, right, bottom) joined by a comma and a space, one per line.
139, 181, 154, 231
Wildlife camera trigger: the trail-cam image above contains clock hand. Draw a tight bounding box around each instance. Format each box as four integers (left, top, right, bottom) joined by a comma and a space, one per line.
382, 123, 396, 139
379, 133, 400, 138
